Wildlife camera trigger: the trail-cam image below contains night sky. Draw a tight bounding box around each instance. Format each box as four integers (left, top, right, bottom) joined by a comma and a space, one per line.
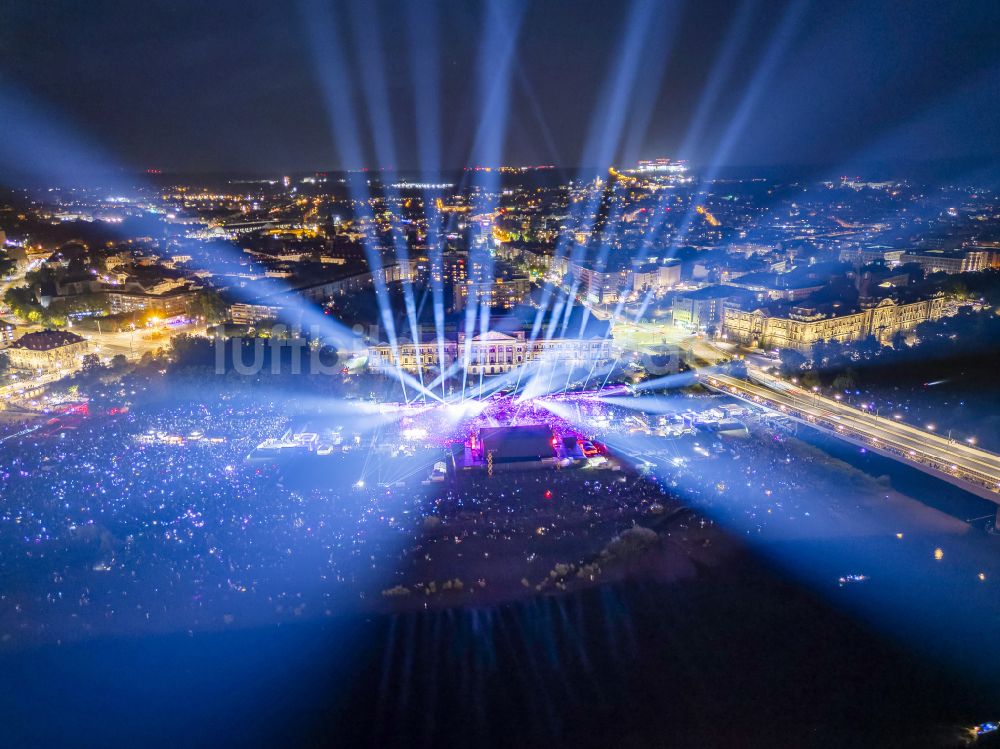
1, 0, 998, 178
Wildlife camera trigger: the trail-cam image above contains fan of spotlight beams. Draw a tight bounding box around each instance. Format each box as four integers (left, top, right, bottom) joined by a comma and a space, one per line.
4, 0, 1000, 704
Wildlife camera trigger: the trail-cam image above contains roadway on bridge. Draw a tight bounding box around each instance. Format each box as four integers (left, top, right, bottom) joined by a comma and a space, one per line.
705, 371, 1000, 496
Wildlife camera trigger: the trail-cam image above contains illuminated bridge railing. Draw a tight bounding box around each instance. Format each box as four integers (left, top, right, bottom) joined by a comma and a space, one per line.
701, 375, 1000, 497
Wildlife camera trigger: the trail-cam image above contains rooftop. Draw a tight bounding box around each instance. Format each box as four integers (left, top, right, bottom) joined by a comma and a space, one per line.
9, 329, 86, 351
905, 249, 984, 258
674, 284, 752, 300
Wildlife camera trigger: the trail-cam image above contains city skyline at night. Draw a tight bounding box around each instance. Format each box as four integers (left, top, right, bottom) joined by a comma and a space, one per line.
2, 2, 1000, 748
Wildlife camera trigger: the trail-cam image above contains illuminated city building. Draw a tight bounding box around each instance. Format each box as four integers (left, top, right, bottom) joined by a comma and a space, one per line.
229, 302, 286, 326
672, 286, 753, 331
0, 319, 15, 347
567, 261, 633, 304
5, 329, 89, 371
292, 269, 379, 303
839, 247, 907, 266
966, 243, 1000, 268
459, 331, 615, 376
366, 330, 615, 376
367, 335, 455, 374
375, 260, 417, 284
632, 262, 681, 293
453, 277, 532, 311
723, 295, 947, 351
901, 249, 988, 275
105, 286, 196, 316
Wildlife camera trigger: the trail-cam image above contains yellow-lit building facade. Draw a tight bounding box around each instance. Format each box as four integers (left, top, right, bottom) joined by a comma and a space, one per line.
6, 330, 90, 372
367, 330, 615, 376
723, 296, 947, 351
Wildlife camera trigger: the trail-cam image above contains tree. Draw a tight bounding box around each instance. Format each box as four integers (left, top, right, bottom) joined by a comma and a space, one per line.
314, 345, 339, 370
854, 335, 880, 360
190, 289, 227, 324
811, 340, 833, 367
24, 265, 56, 288
170, 333, 215, 367
80, 353, 103, 373
832, 370, 857, 391
801, 370, 822, 389
779, 348, 807, 376
813, 339, 847, 368
944, 278, 969, 300
0, 251, 14, 278
4, 286, 37, 319
4, 285, 67, 327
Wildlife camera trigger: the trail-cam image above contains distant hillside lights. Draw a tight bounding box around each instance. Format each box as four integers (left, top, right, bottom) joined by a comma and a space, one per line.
633, 158, 688, 174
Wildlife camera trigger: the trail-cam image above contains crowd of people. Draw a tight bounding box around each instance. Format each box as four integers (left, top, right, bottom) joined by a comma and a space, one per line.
0, 350, 926, 649
0, 381, 717, 647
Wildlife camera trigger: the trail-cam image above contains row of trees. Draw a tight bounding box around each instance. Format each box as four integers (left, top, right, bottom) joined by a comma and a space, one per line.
0, 251, 15, 278
3, 287, 69, 328
776, 307, 997, 391
3, 285, 227, 329
769, 306, 1000, 449
777, 333, 889, 391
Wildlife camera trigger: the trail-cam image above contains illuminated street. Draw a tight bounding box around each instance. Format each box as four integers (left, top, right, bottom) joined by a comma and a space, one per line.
705, 371, 1000, 499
